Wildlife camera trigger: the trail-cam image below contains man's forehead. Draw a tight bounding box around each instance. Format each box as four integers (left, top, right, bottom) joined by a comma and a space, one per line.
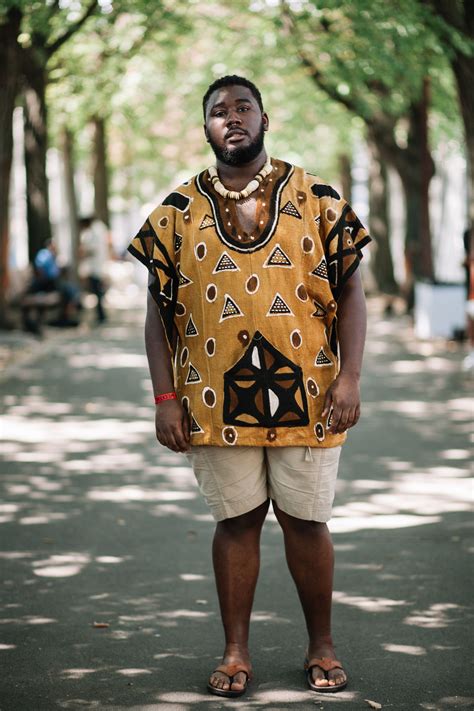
208, 85, 256, 109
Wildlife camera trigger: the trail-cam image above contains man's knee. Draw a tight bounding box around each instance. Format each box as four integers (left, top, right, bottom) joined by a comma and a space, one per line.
217, 499, 270, 536
272, 500, 328, 536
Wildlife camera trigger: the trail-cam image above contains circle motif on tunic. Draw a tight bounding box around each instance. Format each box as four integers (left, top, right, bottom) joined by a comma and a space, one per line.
202, 387, 216, 408
159, 216, 169, 228
290, 329, 302, 349
296, 283, 308, 302
307, 378, 319, 398
245, 274, 259, 294
181, 396, 189, 412
206, 284, 217, 302
314, 422, 325, 441
180, 346, 189, 367
301, 236, 314, 253
175, 302, 186, 316
238, 330, 250, 346
205, 338, 216, 357
326, 208, 337, 222
195, 242, 207, 260
222, 426, 238, 445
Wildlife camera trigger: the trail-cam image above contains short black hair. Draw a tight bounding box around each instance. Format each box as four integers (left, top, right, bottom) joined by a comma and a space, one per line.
202, 75, 264, 118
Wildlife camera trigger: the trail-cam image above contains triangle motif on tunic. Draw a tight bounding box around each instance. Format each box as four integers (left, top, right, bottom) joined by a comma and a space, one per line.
213, 251, 240, 273
177, 264, 193, 287
281, 200, 302, 219
220, 295, 243, 322
199, 214, 215, 230
185, 314, 198, 336
186, 362, 202, 384
264, 244, 293, 268
311, 258, 328, 280
174, 232, 183, 252
190, 414, 204, 433
267, 293, 294, 316
315, 347, 332, 366
311, 301, 326, 318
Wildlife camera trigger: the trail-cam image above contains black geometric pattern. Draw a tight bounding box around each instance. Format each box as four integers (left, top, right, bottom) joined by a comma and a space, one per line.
127, 218, 177, 349
325, 202, 371, 299
177, 263, 192, 287
223, 331, 309, 428
264, 244, 293, 267
213, 252, 239, 273
190, 414, 204, 433
310, 184, 341, 200
311, 301, 326, 318
267, 293, 293, 316
310, 258, 329, 280
199, 214, 215, 230
174, 233, 183, 252
186, 363, 201, 384
220, 295, 243, 321
280, 200, 302, 219
315, 347, 332, 366
162, 191, 192, 212
185, 314, 198, 336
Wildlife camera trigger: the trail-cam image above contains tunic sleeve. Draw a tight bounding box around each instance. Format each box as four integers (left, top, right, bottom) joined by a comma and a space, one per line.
310, 179, 371, 300
127, 205, 178, 352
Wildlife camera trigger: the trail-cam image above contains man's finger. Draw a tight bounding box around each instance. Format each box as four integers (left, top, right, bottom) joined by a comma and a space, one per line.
173, 423, 188, 452
329, 403, 343, 433
322, 390, 333, 417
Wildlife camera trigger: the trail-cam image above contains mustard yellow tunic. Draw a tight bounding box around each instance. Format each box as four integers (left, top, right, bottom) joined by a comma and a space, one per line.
128, 158, 371, 448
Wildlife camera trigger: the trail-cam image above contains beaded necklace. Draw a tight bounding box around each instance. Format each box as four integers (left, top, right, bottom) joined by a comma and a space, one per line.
208, 158, 273, 200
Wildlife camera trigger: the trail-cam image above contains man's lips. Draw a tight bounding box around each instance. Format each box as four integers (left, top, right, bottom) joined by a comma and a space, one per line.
225, 129, 248, 140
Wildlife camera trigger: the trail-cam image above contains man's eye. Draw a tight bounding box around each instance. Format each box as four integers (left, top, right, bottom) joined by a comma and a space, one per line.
214, 111, 225, 117
238, 106, 250, 111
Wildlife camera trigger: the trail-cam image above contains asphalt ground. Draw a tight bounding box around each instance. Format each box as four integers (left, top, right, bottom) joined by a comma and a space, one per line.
0, 300, 472, 711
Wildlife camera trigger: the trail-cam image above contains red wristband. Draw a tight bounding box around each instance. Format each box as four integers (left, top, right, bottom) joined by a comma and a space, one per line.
154, 392, 177, 404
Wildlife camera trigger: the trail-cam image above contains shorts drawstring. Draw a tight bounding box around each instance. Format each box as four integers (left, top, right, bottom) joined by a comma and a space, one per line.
305, 446, 314, 462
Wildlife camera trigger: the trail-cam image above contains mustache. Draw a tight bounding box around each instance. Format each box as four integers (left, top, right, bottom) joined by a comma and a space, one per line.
225, 128, 248, 139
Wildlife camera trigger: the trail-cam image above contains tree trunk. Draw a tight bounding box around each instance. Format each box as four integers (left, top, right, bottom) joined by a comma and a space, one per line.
452, 53, 474, 237
92, 116, 110, 226
61, 127, 80, 281
369, 89, 435, 285
338, 153, 352, 204
23, 59, 52, 261
0, 8, 22, 327
367, 135, 398, 296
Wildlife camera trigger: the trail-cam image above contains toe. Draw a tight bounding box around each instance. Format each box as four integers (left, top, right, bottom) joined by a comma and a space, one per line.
230, 671, 246, 691
311, 668, 329, 687
328, 669, 346, 687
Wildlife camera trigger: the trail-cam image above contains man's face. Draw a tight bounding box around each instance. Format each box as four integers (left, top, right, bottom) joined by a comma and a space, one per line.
204, 85, 268, 166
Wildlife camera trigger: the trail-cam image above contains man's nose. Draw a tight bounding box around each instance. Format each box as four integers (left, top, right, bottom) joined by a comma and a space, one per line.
226, 110, 242, 126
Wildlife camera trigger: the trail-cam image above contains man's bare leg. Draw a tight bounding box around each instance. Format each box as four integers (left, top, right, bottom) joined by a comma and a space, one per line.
209, 499, 270, 693
272, 501, 347, 689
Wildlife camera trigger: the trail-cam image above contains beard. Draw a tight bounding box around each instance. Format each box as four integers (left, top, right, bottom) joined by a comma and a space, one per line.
208, 121, 265, 166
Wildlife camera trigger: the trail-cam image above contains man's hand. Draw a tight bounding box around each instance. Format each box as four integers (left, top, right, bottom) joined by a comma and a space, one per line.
322, 372, 361, 435
155, 400, 191, 452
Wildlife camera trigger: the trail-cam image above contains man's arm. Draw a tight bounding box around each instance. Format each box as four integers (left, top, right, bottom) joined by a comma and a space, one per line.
322, 268, 367, 435
145, 275, 190, 452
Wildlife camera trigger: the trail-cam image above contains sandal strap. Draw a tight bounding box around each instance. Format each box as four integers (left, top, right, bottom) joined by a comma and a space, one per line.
306, 657, 343, 673
213, 663, 251, 680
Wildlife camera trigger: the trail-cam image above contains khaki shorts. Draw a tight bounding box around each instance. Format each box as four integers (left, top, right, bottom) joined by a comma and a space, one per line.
185, 445, 342, 523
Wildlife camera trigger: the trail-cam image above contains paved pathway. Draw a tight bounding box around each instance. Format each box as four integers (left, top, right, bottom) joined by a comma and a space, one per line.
0, 303, 472, 710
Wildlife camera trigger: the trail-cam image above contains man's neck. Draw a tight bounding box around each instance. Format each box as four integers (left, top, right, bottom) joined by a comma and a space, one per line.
215, 149, 268, 192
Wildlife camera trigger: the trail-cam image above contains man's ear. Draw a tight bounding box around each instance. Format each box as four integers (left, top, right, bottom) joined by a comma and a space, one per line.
262, 112, 269, 131
203, 125, 210, 142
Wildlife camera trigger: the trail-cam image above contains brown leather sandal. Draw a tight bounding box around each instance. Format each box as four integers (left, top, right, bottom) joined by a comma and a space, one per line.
207, 662, 252, 698
304, 656, 347, 693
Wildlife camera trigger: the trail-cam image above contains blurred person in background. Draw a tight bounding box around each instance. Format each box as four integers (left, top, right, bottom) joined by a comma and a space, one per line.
128, 75, 371, 698
79, 216, 110, 324
24, 239, 80, 330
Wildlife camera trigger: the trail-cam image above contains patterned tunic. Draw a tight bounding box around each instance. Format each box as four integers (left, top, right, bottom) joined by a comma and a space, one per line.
128, 158, 371, 448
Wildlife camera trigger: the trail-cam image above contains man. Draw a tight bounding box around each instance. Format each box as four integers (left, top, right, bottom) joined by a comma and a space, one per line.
79, 216, 110, 323
128, 75, 371, 698
24, 239, 80, 331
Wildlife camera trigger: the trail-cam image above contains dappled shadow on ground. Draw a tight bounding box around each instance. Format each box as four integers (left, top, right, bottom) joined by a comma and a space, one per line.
0, 306, 472, 710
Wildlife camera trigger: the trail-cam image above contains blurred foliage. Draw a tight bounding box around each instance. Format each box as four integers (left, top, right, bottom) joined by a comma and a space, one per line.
4, 0, 464, 205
